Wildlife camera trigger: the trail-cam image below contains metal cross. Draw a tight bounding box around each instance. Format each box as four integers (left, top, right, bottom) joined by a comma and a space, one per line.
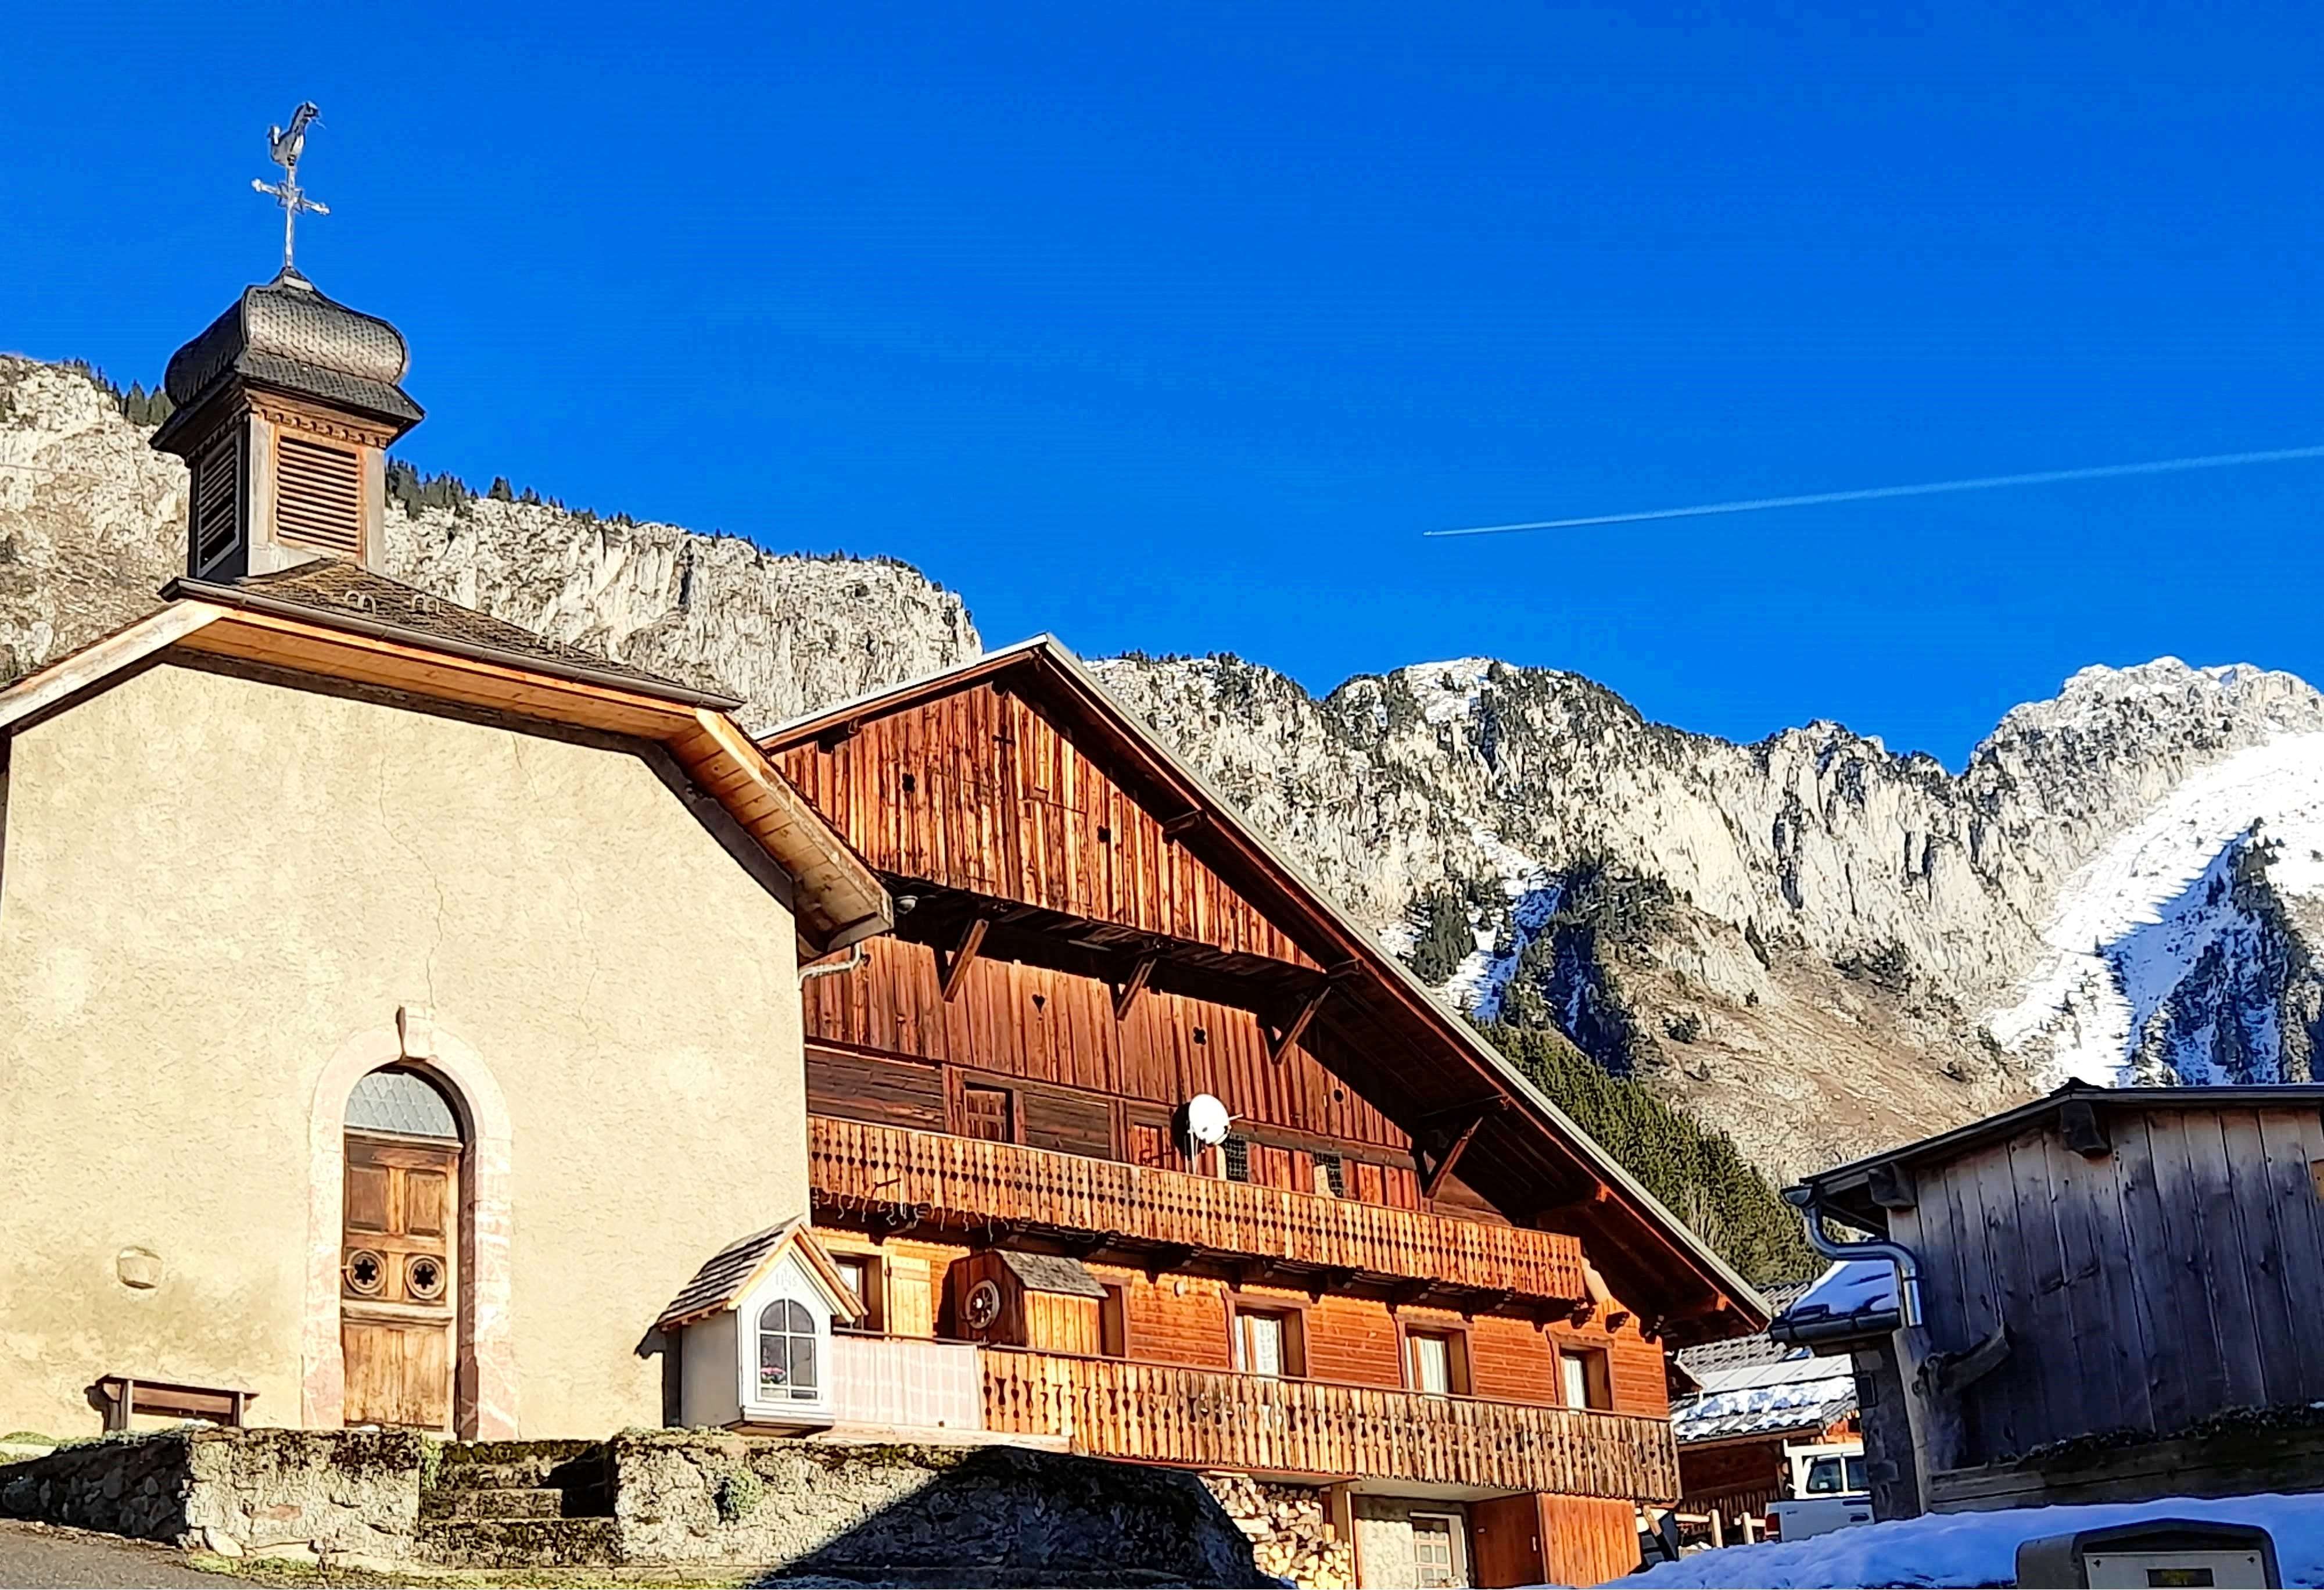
251, 102, 328, 273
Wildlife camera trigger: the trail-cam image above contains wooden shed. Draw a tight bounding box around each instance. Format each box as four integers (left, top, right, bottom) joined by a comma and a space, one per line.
1778, 1083, 2324, 1515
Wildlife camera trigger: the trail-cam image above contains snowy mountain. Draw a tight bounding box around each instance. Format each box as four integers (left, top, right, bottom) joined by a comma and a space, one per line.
1090, 652, 2324, 1174
10, 354, 2323, 1178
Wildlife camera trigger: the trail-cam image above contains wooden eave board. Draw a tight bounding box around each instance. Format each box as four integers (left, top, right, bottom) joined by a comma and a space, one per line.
171, 611, 682, 738
766, 642, 1766, 1334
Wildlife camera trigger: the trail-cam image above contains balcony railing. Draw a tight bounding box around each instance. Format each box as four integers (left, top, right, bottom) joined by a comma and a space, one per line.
981, 1348, 1680, 1500
809, 1116, 1588, 1305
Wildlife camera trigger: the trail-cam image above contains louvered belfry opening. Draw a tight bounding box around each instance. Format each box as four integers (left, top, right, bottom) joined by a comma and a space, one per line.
189, 427, 245, 574
274, 429, 364, 559
150, 268, 423, 579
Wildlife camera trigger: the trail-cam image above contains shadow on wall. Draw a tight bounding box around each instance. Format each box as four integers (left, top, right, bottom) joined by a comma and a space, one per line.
608, 1433, 1264, 1587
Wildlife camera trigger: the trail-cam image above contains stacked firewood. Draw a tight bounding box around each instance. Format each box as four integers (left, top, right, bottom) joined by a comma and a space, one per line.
1199, 1474, 1355, 1589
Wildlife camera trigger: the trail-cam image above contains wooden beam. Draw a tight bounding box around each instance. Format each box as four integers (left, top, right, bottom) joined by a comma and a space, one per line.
0, 601, 225, 733
1418, 1108, 1490, 1198
2058, 1099, 2111, 1159
1112, 953, 1158, 1020
1266, 987, 1328, 1065
1867, 1161, 1918, 1211
938, 915, 989, 1002
1143, 1242, 1197, 1281
1161, 810, 1206, 839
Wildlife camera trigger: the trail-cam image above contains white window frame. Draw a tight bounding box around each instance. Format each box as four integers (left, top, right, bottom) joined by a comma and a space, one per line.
734, 1252, 838, 1422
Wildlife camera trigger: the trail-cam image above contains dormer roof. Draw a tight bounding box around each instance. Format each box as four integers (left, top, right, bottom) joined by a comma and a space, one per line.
655, 1216, 869, 1331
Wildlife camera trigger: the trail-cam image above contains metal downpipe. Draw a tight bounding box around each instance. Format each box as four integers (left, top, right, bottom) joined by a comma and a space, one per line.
1781, 1185, 1925, 1328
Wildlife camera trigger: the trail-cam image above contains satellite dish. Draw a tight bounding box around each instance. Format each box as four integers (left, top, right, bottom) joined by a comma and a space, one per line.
1181, 1094, 1232, 1148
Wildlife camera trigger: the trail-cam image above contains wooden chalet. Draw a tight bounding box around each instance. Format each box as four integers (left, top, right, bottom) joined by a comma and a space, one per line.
757, 637, 1767, 1589
1778, 1082, 2324, 1519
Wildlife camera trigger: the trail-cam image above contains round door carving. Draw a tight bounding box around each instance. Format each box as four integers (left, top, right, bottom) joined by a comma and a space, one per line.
343, 1248, 386, 1297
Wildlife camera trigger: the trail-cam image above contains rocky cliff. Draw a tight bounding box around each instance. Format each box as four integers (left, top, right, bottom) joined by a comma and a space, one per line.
11, 354, 2322, 1179
1087, 652, 2324, 1173
0, 357, 978, 729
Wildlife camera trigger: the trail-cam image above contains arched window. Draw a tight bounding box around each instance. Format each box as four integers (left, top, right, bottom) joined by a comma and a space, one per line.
345, 1068, 461, 1140
757, 1299, 819, 1401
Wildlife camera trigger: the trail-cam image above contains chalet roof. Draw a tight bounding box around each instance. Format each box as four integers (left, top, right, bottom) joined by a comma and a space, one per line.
1676, 1280, 1816, 1378
1795, 1080, 2324, 1230
1667, 1345, 1858, 1446
655, 1216, 867, 1331
759, 636, 1769, 1342
996, 1249, 1106, 1298
175, 560, 731, 706
0, 593, 888, 959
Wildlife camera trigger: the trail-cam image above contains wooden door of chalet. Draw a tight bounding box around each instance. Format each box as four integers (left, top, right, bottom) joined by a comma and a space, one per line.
340, 1135, 458, 1430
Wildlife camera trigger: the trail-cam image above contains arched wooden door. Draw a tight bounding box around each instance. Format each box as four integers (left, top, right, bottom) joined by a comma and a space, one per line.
341, 1069, 461, 1431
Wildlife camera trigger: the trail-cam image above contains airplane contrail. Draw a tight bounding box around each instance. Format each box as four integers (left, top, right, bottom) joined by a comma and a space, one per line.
1423, 443, 2324, 538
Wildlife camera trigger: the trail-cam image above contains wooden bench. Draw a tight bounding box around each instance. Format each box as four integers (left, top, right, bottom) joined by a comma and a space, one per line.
95, 1376, 257, 1432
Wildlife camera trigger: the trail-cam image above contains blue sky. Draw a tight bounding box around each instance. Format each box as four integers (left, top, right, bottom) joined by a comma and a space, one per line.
9, 3, 2324, 765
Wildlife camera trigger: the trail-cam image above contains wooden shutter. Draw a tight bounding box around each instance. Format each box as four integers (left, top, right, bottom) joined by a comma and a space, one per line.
191, 429, 242, 570
275, 431, 363, 557
1128, 1121, 1174, 1169
962, 1083, 1014, 1143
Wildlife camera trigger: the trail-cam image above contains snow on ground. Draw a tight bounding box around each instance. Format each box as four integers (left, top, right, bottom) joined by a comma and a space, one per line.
1609, 1493, 2324, 1588
1989, 732, 2324, 1083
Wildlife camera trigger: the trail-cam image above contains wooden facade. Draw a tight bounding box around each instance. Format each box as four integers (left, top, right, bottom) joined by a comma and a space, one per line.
764, 640, 1763, 1587
1793, 1084, 2324, 1515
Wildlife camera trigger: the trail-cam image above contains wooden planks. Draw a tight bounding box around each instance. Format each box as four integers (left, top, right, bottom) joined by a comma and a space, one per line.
808, 1116, 1590, 1304
804, 939, 1407, 1148
772, 686, 1317, 966
1914, 1103, 2324, 1466
979, 1348, 1680, 1500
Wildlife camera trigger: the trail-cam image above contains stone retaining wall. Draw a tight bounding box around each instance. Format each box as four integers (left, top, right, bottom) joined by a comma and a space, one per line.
609, 1431, 1262, 1584
0, 1430, 421, 1558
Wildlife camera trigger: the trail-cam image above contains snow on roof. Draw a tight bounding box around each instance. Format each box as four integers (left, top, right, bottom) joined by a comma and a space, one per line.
1783, 1259, 1898, 1324
1613, 1491, 2324, 1588
1669, 1348, 1857, 1445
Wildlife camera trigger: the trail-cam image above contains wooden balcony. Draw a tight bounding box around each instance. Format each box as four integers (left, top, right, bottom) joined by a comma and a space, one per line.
809, 1115, 1588, 1306
982, 1348, 1680, 1499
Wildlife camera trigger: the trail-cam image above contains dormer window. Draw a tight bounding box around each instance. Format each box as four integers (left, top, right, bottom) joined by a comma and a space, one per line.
757, 1299, 820, 1401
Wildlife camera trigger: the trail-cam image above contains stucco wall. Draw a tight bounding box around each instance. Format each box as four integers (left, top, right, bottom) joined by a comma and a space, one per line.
0, 660, 806, 1438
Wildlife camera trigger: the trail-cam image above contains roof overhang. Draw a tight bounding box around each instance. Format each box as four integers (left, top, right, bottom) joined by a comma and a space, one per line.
1795, 1081, 2324, 1231
762, 637, 1770, 1341
0, 599, 889, 959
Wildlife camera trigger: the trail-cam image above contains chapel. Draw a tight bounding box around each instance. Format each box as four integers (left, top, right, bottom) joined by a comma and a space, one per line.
0, 264, 888, 1439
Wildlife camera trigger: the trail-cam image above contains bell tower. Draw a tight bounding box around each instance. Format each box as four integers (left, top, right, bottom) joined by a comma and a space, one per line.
149, 103, 423, 580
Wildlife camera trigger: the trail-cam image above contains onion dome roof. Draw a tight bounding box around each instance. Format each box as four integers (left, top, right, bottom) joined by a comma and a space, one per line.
161, 267, 422, 427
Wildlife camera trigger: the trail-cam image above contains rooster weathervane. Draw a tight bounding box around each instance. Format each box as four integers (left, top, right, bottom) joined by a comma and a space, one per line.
252, 102, 328, 273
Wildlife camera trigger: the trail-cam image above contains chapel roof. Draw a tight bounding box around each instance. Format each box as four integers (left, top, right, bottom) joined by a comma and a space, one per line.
177, 558, 731, 706
160, 268, 423, 428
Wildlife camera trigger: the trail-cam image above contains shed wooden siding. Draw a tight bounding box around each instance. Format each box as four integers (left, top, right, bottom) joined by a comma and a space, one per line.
1887, 1104, 2324, 1463
805, 939, 1410, 1151
774, 686, 1315, 967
